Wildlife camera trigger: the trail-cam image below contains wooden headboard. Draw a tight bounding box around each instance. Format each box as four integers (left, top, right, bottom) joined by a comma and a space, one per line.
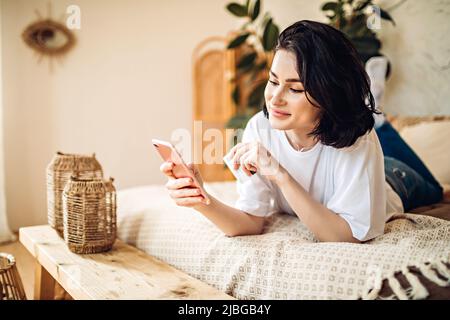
192, 36, 235, 182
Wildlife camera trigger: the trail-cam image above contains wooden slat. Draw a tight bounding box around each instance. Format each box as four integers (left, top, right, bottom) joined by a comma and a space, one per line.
34, 262, 55, 300
19, 225, 233, 300
192, 36, 236, 182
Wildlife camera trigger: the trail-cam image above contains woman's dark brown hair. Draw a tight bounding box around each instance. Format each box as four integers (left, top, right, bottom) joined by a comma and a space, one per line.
263, 20, 380, 148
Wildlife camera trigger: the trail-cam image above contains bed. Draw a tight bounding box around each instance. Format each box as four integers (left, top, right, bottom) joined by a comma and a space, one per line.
116, 117, 450, 300
116, 182, 450, 300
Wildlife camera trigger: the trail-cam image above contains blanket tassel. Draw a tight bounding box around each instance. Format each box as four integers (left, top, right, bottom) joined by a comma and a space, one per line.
387, 274, 409, 300
402, 266, 429, 300
361, 257, 449, 300
434, 260, 450, 282
419, 261, 449, 287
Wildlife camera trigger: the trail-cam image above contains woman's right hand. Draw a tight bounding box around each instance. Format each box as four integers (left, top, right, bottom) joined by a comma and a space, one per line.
160, 161, 209, 207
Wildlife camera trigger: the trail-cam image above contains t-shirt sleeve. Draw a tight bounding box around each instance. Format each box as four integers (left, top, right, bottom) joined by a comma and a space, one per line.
234, 117, 278, 217
326, 133, 387, 241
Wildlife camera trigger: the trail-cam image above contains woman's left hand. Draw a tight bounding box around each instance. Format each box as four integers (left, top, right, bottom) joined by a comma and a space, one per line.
229, 141, 285, 183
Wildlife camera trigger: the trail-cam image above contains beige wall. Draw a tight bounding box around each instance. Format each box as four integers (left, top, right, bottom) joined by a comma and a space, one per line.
1, 0, 449, 230
2, 0, 238, 230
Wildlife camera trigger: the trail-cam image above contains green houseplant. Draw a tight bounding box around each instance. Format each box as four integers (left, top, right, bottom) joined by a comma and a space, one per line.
321, 0, 396, 69
224, 0, 280, 130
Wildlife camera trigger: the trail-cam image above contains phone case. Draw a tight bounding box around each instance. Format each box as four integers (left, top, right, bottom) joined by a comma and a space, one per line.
152, 139, 210, 204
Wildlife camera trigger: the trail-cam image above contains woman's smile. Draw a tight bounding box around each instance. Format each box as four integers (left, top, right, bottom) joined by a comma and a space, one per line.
270, 107, 291, 118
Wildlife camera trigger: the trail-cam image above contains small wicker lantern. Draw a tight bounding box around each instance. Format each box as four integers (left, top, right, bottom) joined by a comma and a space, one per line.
63, 176, 116, 254
47, 152, 103, 237
0, 253, 26, 300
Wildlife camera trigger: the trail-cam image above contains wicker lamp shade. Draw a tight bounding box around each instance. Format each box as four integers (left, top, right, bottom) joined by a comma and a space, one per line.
0, 253, 26, 300
63, 176, 116, 254
47, 152, 103, 237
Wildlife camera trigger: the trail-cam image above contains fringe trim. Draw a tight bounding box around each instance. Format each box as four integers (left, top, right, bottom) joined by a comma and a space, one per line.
402, 266, 428, 300
388, 274, 409, 300
418, 262, 449, 286
361, 256, 450, 300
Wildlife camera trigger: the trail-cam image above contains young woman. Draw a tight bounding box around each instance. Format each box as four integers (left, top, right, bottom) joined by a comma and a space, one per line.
160, 20, 443, 243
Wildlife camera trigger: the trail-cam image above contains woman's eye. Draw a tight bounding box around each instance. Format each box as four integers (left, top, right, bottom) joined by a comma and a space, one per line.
268, 79, 304, 93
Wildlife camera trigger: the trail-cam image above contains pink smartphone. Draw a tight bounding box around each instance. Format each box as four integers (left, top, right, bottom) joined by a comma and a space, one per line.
152, 138, 210, 204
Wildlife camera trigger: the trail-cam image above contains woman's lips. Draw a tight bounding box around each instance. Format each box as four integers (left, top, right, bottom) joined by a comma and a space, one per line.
270, 108, 291, 118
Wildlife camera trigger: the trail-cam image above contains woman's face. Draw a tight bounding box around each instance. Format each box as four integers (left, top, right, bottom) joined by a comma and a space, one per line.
264, 49, 321, 132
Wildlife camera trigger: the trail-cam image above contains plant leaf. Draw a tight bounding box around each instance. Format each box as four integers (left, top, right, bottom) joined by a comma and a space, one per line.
225, 113, 253, 129
355, 0, 371, 12
379, 8, 395, 25
351, 36, 381, 55
232, 86, 240, 106
342, 13, 367, 36
248, 81, 266, 107
237, 52, 257, 69
262, 19, 279, 51
321, 2, 338, 12
227, 33, 250, 49
255, 60, 267, 71
226, 3, 247, 17
250, 0, 261, 21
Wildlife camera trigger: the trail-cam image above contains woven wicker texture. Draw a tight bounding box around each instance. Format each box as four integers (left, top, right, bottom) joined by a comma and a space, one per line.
46, 152, 103, 237
63, 176, 116, 254
0, 253, 26, 300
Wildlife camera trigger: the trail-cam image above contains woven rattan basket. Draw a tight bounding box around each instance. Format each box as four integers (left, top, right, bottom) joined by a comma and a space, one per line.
62, 176, 116, 254
47, 152, 103, 237
0, 253, 26, 300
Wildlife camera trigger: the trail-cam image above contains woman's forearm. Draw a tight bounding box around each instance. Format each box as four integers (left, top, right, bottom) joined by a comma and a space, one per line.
275, 170, 360, 243
193, 194, 265, 237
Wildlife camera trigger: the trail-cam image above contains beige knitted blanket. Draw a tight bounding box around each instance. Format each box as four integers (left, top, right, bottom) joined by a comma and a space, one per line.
117, 183, 450, 300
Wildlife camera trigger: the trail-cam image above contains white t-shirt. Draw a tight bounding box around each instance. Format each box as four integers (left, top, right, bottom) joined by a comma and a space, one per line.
235, 111, 404, 241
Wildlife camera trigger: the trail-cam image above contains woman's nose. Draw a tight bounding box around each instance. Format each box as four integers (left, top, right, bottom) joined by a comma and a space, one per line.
271, 91, 286, 106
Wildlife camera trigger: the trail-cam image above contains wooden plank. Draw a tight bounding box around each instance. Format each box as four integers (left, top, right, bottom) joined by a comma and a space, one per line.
34, 262, 55, 300
19, 225, 234, 300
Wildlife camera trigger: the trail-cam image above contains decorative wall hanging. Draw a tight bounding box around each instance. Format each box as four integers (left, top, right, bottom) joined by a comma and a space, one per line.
21, 3, 76, 70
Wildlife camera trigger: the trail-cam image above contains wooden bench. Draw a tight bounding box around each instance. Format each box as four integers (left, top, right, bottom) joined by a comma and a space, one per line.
19, 225, 234, 300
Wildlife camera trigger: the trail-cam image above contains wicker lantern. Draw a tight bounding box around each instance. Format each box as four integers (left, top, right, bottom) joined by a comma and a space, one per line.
46, 152, 103, 237
0, 253, 26, 300
62, 176, 116, 254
